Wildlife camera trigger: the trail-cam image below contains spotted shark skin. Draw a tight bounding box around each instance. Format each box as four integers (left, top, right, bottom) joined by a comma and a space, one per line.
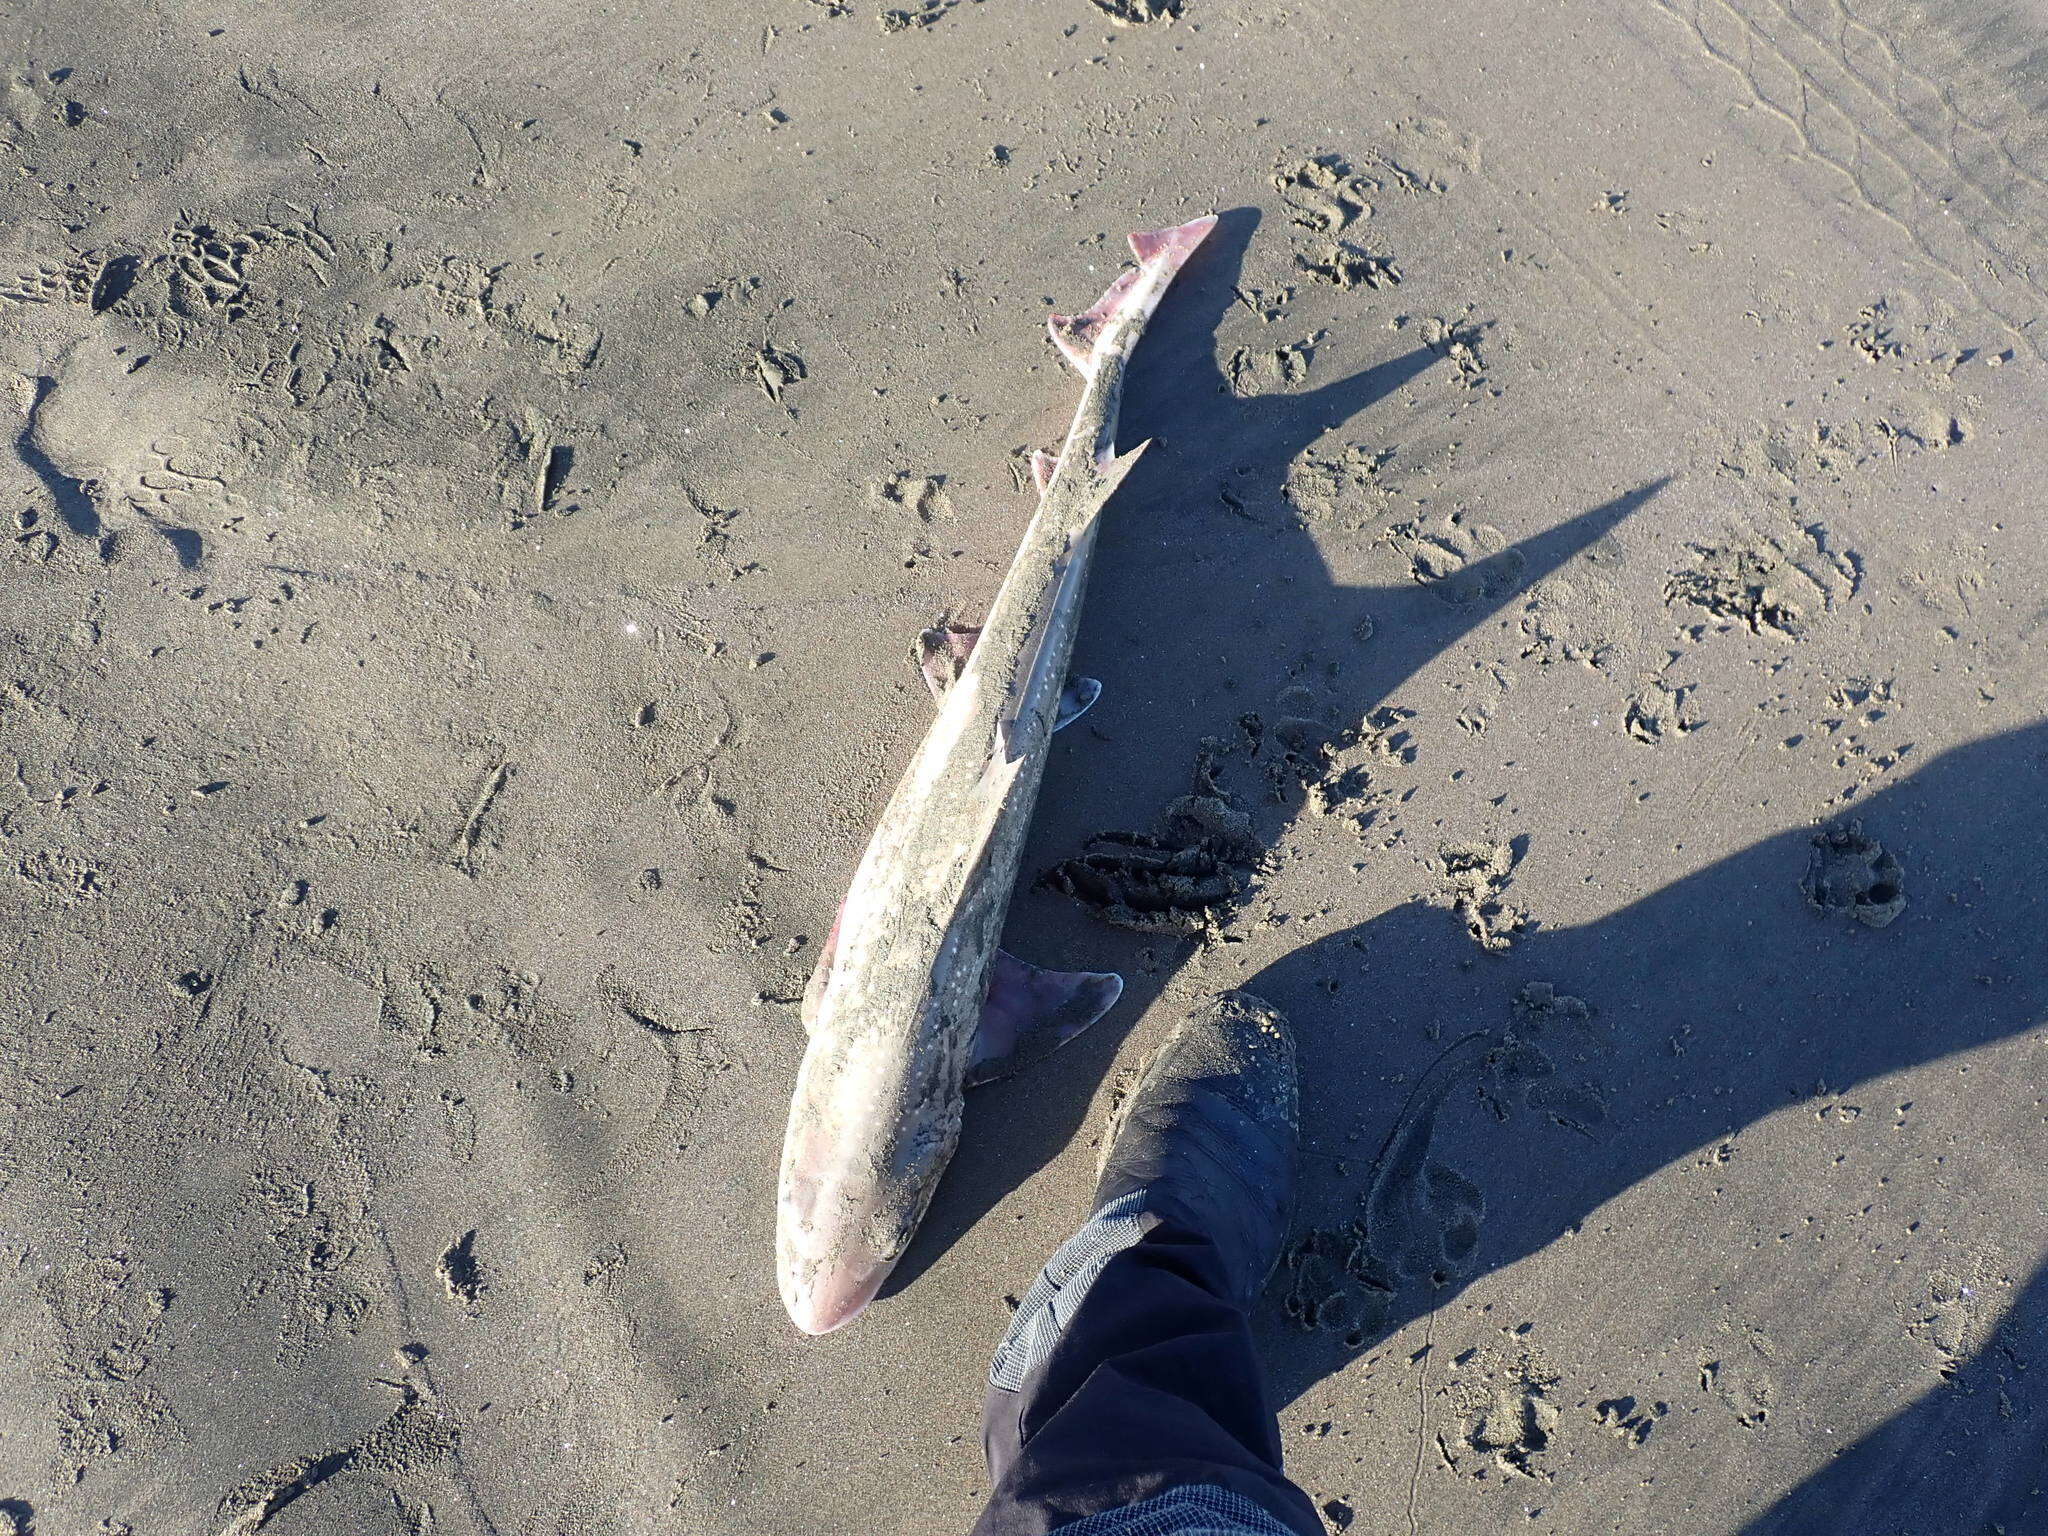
776, 214, 1218, 1335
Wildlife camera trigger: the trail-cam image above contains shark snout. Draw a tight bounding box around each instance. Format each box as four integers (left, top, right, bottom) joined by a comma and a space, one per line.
777, 1110, 897, 1334
781, 1250, 892, 1336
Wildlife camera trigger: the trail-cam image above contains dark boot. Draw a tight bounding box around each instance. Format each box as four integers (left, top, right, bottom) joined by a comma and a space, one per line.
1092, 990, 1299, 1307
972, 990, 1318, 1536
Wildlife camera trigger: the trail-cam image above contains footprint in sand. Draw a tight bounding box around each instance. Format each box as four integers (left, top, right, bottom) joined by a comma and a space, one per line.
1387, 510, 1524, 605
1227, 333, 1323, 397
1439, 1353, 1562, 1480
1802, 819, 1906, 928
1271, 155, 1376, 235
1284, 984, 1603, 1346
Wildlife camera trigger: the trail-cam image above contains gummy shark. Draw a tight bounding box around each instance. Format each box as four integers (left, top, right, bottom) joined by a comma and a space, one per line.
776, 214, 1217, 1335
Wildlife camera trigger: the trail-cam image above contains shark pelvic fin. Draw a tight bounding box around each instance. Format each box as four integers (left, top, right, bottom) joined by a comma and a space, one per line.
916, 621, 982, 702
966, 950, 1124, 1087
1031, 449, 1058, 493
918, 621, 1099, 730
1057, 676, 1101, 731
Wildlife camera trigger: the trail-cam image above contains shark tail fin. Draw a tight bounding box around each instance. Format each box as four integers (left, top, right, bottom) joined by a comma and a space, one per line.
1048, 269, 1142, 379
1129, 213, 1219, 269
1047, 213, 1219, 378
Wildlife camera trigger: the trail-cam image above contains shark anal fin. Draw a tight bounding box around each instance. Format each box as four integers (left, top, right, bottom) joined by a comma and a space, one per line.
966, 950, 1124, 1087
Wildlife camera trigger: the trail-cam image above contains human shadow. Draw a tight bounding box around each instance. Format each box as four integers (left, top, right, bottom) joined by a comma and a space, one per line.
886, 206, 1669, 1299
1744, 1243, 2047, 1531
1230, 717, 2048, 1518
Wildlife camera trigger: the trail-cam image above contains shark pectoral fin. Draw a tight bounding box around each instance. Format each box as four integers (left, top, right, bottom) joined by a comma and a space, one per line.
800, 952, 829, 1034
1055, 676, 1101, 732
916, 621, 982, 702
965, 950, 1124, 1088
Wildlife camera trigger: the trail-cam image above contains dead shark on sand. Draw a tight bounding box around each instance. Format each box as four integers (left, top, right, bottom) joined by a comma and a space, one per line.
776, 214, 1217, 1335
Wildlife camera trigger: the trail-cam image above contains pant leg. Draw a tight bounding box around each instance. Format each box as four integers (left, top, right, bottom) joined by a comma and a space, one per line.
970, 1199, 1323, 1536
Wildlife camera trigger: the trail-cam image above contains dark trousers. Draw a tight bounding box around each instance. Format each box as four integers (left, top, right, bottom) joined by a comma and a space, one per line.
970, 1220, 1324, 1536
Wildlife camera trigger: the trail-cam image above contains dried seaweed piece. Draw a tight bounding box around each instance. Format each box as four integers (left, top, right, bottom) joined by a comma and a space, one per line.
1041, 769, 1260, 935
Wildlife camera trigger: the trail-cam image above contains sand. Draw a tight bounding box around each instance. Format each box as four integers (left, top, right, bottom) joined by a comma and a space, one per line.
2, 0, 2045, 1531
